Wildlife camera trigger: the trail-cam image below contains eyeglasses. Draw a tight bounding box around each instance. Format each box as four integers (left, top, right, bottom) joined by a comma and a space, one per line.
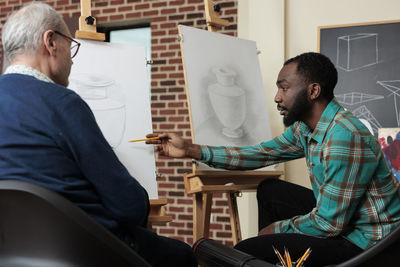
54, 31, 81, 59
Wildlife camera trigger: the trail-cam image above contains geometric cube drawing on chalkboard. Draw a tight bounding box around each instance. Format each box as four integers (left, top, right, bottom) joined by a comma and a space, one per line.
337, 33, 378, 71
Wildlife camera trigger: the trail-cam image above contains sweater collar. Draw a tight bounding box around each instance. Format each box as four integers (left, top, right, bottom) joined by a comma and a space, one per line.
4, 65, 54, 84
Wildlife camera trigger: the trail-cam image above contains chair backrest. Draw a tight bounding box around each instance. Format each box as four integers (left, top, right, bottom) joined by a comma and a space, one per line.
333, 224, 400, 267
0, 179, 151, 267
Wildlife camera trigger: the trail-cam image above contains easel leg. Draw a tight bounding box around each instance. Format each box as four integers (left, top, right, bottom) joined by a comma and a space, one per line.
193, 193, 203, 242
193, 192, 213, 242
202, 192, 212, 239
227, 192, 242, 245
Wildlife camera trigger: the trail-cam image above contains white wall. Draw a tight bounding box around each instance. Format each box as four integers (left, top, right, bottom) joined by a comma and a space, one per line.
237, 0, 400, 239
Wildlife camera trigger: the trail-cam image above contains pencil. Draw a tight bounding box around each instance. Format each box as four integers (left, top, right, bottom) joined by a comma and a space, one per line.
272, 246, 286, 267
296, 248, 311, 267
285, 247, 292, 267
129, 137, 160, 142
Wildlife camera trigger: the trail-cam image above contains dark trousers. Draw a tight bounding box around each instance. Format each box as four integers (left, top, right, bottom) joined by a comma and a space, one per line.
116, 225, 197, 267
234, 179, 363, 266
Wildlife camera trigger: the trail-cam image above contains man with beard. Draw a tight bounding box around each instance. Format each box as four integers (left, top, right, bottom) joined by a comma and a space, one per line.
146, 52, 400, 266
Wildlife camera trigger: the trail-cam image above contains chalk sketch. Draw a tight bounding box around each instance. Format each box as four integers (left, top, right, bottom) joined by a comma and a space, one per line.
179, 25, 272, 170
68, 40, 158, 198
377, 80, 400, 126
337, 33, 378, 71
208, 67, 246, 138
69, 73, 126, 149
319, 21, 400, 136
336, 92, 384, 106
352, 105, 382, 134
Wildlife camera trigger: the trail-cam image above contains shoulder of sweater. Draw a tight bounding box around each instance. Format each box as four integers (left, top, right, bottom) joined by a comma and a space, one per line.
1, 73, 80, 100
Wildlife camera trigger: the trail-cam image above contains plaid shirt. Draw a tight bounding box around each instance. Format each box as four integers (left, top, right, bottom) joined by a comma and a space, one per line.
200, 99, 400, 249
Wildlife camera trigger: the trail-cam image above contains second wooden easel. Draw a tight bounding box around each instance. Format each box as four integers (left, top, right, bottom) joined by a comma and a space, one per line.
180, 0, 284, 245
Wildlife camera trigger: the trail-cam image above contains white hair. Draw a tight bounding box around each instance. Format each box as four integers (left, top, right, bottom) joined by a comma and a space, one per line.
2, 1, 65, 65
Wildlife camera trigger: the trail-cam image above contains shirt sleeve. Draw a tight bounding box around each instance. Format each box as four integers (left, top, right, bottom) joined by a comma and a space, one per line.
272, 128, 378, 238
199, 123, 306, 170
53, 92, 149, 226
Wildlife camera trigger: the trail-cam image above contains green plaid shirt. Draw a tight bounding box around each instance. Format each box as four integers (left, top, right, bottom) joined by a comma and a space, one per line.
200, 98, 400, 249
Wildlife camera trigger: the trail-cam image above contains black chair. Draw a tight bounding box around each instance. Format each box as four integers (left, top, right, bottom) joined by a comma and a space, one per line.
0, 179, 151, 267
332, 224, 400, 267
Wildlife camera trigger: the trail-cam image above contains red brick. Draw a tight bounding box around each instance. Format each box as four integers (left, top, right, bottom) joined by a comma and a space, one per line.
102, 8, 116, 13
160, 22, 176, 29
152, 1, 167, 8
110, 14, 124, 20
151, 16, 167, 23
169, 206, 184, 212
159, 183, 175, 188
161, 8, 177, 15
179, 6, 195, 12
143, 10, 158, 16
111, 0, 124, 5
170, 0, 185, 5
118, 6, 133, 12
160, 110, 176, 115
160, 124, 174, 130
169, 73, 184, 79
135, 3, 150, 10
126, 12, 141, 18
160, 66, 176, 71
159, 228, 175, 234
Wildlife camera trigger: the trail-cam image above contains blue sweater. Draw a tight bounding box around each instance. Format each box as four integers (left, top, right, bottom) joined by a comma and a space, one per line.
0, 73, 149, 231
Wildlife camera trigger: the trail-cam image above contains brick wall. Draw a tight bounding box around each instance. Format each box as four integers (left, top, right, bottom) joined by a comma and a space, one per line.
0, 0, 238, 246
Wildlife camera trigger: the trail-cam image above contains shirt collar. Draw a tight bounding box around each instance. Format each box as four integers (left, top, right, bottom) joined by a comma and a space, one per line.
296, 98, 341, 144
4, 65, 54, 84
310, 98, 341, 144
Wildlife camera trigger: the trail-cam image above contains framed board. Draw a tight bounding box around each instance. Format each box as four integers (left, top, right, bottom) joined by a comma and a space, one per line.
318, 20, 400, 136
378, 127, 400, 181
68, 40, 158, 198
178, 25, 272, 170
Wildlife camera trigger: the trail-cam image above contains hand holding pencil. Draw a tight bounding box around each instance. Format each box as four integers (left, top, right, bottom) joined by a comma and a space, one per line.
141, 132, 202, 159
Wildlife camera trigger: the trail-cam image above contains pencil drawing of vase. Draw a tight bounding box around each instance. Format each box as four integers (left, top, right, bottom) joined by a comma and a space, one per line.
208, 67, 246, 138
69, 74, 126, 148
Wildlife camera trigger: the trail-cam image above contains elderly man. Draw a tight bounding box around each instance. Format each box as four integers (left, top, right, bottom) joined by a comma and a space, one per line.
147, 52, 400, 266
0, 2, 196, 266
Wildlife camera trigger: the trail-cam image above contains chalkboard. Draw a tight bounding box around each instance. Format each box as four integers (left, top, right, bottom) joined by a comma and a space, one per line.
318, 20, 400, 135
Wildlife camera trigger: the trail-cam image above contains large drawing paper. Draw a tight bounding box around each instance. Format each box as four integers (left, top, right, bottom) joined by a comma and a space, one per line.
68, 40, 158, 198
179, 25, 272, 170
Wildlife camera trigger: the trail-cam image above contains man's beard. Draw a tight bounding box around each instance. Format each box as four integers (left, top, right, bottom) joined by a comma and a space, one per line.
283, 89, 311, 127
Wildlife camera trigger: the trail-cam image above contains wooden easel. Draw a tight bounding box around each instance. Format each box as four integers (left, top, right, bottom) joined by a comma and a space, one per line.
75, 0, 172, 230
179, 0, 284, 245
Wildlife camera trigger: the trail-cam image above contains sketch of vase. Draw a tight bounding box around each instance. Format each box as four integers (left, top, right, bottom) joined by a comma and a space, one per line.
69, 74, 126, 148
208, 67, 246, 138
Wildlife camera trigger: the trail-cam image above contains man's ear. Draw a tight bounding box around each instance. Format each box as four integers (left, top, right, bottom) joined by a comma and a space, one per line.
42, 30, 57, 56
308, 83, 321, 100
